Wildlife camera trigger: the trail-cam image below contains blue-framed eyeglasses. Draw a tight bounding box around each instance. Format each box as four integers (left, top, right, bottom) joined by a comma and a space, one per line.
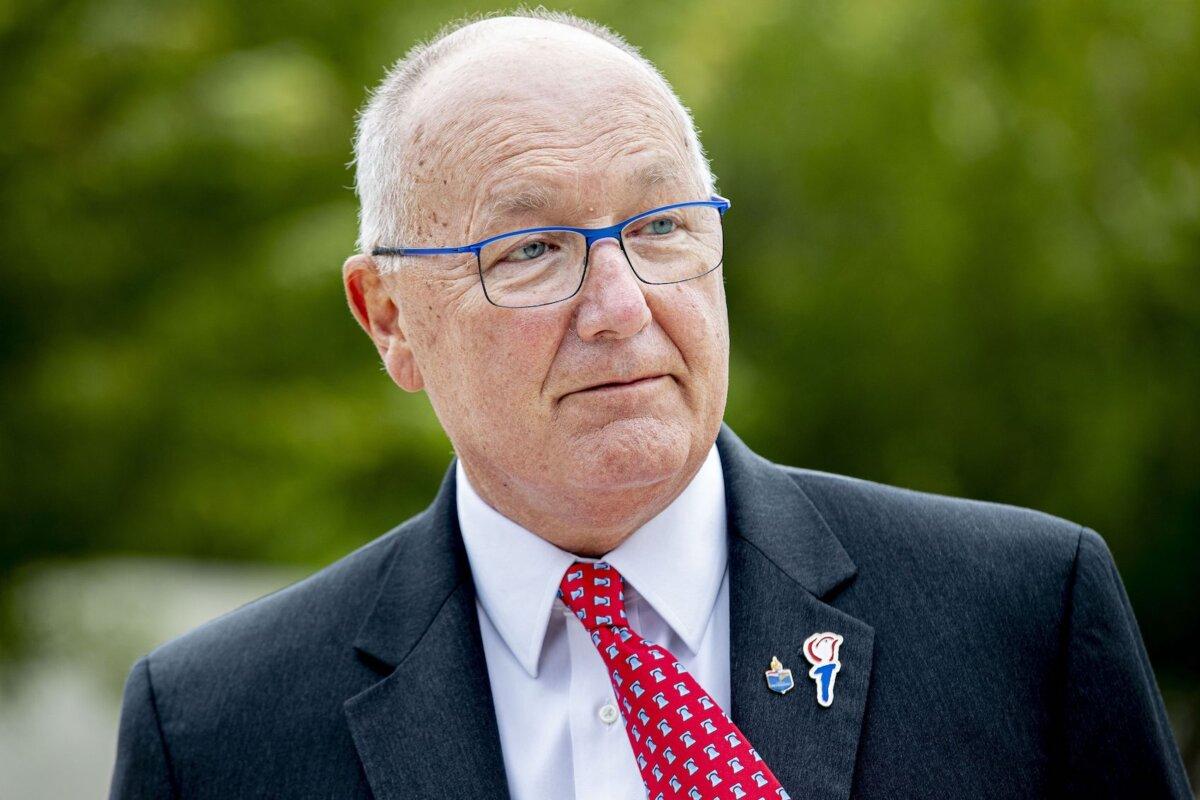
371, 194, 732, 308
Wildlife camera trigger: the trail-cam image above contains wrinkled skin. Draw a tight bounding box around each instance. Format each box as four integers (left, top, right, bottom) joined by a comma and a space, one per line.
344, 19, 729, 557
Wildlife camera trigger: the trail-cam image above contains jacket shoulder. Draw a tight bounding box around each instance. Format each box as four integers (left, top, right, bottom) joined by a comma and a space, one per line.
140, 512, 424, 692
779, 464, 1088, 587
113, 510, 435, 792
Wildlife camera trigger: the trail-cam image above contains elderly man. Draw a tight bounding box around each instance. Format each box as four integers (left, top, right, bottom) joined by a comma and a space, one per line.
109, 9, 1192, 800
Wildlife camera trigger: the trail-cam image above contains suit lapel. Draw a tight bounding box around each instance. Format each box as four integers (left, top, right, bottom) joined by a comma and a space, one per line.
343, 462, 512, 800
717, 423, 875, 800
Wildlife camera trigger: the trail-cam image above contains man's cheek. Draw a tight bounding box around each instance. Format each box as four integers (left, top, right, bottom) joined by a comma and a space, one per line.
510, 308, 566, 344
486, 320, 561, 369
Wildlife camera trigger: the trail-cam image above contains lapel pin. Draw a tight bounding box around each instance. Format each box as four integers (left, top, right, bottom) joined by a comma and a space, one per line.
763, 656, 794, 695
802, 632, 844, 708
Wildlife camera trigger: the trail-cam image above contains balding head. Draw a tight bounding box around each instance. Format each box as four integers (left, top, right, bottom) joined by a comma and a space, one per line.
353, 8, 716, 260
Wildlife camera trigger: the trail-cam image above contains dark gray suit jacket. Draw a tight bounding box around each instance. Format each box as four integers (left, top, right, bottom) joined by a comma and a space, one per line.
109, 422, 1192, 798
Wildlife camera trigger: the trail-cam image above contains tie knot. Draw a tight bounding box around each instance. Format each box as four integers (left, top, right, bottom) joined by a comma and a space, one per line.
557, 560, 627, 630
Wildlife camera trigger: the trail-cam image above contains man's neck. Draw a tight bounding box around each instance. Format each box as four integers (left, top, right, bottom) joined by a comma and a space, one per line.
457, 451, 709, 557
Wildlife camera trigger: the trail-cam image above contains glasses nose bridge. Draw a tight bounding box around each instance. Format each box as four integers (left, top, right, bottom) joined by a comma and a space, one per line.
581, 219, 628, 252
580, 222, 634, 285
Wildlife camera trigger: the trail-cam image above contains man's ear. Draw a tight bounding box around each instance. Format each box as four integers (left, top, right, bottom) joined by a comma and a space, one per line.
342, 253, 425, 393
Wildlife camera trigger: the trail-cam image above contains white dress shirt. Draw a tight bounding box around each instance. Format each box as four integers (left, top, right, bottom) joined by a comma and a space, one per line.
456, 442, 730, 800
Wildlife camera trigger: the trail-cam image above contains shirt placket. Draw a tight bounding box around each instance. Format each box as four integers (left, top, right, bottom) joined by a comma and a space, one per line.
562, 599, 644, 800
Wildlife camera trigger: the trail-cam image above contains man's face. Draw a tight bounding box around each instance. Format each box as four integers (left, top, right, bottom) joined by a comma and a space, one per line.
349, 23, 728, 507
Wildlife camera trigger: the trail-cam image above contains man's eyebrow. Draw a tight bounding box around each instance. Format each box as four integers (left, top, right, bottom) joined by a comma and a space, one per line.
489, 183, 559, 219
630, 158, 691, 190
484, 159, 694, 223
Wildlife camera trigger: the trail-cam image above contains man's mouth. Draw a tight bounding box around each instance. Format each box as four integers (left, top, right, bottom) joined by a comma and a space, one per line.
573, 374, 668, 395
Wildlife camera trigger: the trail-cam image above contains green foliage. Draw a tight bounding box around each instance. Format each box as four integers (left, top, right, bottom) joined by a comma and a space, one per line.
1, 0, 1197, 679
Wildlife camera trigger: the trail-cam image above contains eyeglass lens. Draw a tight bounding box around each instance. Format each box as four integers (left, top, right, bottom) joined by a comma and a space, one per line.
478, 204, 724, 308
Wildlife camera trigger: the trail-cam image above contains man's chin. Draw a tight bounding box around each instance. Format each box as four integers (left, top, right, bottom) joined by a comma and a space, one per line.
562, 416, 690, 490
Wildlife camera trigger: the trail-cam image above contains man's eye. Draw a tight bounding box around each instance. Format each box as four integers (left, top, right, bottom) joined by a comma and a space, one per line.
508, 241, 548, 261
640, 217, 676, 236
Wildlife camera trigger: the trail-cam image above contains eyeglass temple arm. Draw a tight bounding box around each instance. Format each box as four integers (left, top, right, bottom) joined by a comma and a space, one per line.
372, 244, 477, 257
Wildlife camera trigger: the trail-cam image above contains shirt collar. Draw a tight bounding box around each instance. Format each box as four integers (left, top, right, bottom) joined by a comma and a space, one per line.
456, 442, 728, 679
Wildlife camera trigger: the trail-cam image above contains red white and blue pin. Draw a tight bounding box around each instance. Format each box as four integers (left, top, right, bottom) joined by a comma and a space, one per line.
802, 631, 844, 708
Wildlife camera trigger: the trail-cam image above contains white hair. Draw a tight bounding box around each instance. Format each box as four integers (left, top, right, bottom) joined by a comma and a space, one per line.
351, 5, 717, 269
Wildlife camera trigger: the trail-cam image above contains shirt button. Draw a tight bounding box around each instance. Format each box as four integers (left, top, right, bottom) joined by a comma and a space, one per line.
598, 703, 620, 725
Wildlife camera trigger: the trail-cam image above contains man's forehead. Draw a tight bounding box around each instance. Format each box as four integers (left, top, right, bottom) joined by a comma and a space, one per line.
481, 156, 697, 222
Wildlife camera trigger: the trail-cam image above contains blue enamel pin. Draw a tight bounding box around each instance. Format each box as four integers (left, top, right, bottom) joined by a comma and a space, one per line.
803, 632, 844, 707
763, 656, 794, 694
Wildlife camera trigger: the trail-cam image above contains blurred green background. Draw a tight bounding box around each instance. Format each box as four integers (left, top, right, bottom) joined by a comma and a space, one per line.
1, 0, 1197, 794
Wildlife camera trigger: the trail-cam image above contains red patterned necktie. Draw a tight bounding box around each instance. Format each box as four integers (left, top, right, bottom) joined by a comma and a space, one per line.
558, 560, 791, 800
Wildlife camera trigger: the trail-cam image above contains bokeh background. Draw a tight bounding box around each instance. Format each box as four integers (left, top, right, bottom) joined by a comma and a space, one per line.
1, 0, 1197, 796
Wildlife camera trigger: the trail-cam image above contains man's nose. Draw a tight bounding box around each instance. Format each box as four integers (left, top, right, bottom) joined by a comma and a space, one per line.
572, 237, 652, 340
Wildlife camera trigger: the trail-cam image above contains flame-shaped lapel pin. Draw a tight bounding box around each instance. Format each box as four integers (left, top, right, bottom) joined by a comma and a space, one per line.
763, 655, 795, 695
802, 632, 844, 708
